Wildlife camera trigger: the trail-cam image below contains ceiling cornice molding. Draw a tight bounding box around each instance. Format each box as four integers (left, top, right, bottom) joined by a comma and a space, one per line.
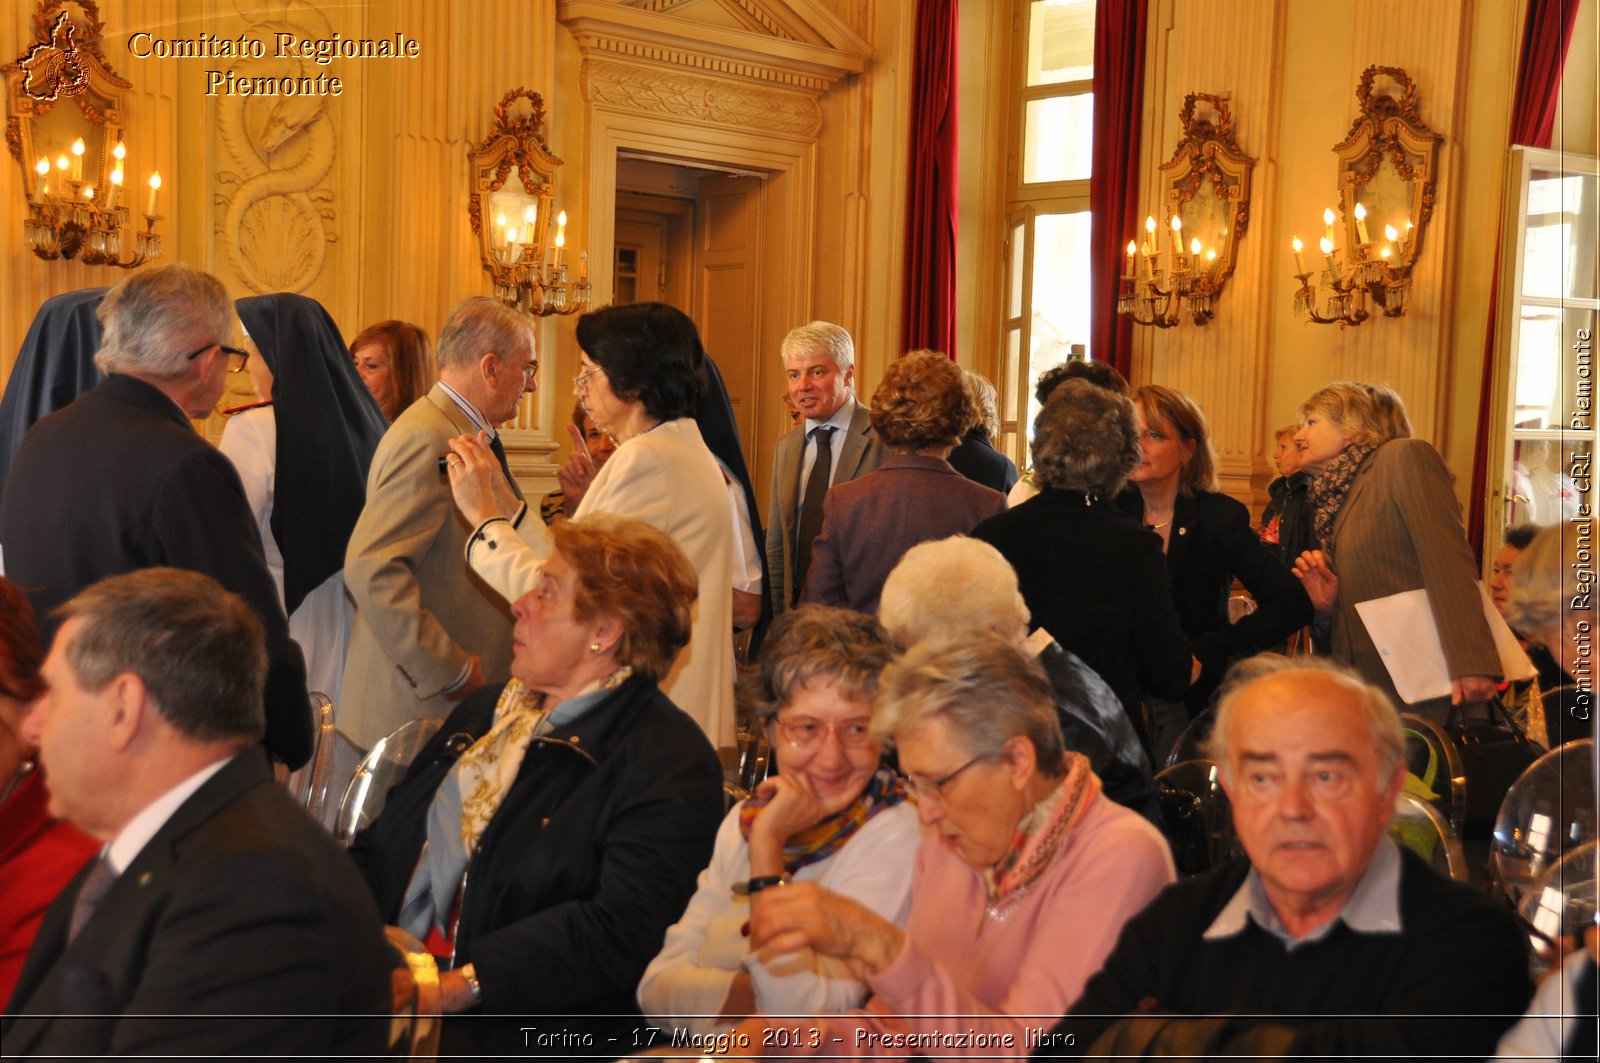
556, 0, 870, 95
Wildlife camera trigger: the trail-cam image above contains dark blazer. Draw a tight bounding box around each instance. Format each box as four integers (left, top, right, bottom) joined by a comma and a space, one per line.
1325, 439, 1500, 714
971, 489, 1192, 739
1119, 490, 1312, 711
805, 454, 1007, 613
0, 374, 311, 767
765, 400, 891, 610
353, 674, 724, 1056
948, 426, 1019, 493
2, 750, 390, 1059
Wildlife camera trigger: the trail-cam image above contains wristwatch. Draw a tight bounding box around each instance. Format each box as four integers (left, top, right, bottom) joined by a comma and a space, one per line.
459, 963, 483, 1006
732, 873, 793, 896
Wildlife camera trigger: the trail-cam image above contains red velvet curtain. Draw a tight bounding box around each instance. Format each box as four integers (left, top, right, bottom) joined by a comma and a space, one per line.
1089, 0, 1146, 379
1466, 0, 1582, 555
901, 0, 959, 358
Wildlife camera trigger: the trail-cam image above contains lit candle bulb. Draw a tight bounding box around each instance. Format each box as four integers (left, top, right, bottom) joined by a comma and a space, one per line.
1168, 215, 1182, 255
1124, 240, 1137, 280
579, 250, 589, 280
522, 204, 537, 244
1205, 249, 1217, 263
1292, 237, 1306, 276
1189, 236, 1201, 256
1143, 215, 1157, 255
553, 228, 565, 268
1353, 202, 1370, 245
112, 140, 126, 164
1323, 207, 1337, 245
146, 172, 161, 216
1380, 246, 1392, 260
34, 157, 49, 201
55, 154, 69, 176
1384, 224, 1399, 244
82, 185, 94, 201
107, 167, 123, 210
1320, 236, 1338, 278
70, 138, 85, 182
1402, 219, 1413, 257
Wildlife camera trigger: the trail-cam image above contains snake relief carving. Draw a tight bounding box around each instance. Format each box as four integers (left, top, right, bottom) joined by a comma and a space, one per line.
214, 5, 337, 293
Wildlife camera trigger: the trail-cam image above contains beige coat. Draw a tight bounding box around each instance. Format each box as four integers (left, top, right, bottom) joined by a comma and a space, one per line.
339, 386, 521, 747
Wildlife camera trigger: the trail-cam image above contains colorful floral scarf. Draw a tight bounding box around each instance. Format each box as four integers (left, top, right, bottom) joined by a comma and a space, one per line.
1309, 441, 1378, 550
983, 751, 1094, 906
738, 766, 907, 874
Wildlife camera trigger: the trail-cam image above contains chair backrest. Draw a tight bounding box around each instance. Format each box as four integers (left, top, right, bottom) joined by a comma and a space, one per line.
1390, 790, 1468, 881
1399, 713, 1468, 834
334, 716, 444, 846
1227, 593, 1257, 624
384, 925, 442, 1061
1154, 758, 1242, 876
1491, 738, 1597, 906
283, 693, 336, 812
736, 725, 772, 793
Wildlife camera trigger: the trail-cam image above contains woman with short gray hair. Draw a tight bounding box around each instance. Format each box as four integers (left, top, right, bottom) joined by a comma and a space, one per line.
727, 635, 1174, 1054
973, 380, 1193, 749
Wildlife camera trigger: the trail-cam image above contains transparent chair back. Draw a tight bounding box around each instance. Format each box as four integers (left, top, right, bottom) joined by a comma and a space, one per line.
334, 716, 444, 846
1491, 738, 1596, 906
1155, 759, 1242, 876
1390, 790, 1469, 881
1400, 713, 1468, 834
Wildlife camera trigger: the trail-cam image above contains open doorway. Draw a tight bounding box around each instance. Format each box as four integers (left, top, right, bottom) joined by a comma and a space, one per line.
614, 153, 767, 477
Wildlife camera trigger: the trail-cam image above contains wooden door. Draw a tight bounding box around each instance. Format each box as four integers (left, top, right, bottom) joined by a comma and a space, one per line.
694, 173, 763, 468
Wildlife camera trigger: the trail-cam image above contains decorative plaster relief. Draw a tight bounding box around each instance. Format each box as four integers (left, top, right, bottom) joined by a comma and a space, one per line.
213, 6, 337, 293
628, 0, 800, 41
583, 57, 822, 139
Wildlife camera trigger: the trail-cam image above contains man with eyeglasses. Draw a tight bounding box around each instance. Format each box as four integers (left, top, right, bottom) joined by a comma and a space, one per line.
340, 296, 538, 751
0, 264, 313, 769
1040, 658, 1531, 1060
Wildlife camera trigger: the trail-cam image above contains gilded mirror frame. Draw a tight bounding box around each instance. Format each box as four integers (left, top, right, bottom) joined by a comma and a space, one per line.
1333, 66, 1442, 275
1158, 93, 1255, 292
467, 88, 562, 276
3, 0, 132, 198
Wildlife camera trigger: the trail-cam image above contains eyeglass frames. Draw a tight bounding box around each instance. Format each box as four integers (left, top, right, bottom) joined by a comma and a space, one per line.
902, 752, 995, 803
183, 342, 250, 374
771, 715, 875, 750
573, 365, 604, 393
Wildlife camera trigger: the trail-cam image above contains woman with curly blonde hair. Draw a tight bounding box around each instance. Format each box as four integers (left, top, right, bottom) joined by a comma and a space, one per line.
804, 351, 1006, 613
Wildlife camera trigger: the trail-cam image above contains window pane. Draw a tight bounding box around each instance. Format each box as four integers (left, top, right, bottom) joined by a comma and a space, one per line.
1510, 437, 1592, 527
1027, 0, 1094, 85
1008, 222, 1026, 319
1004, 327, 1022, 424
1512, 305, 1599, 429
1523, 169, 1598, 300
1024, 93, 1093, 183
1025, 211, 1092, 433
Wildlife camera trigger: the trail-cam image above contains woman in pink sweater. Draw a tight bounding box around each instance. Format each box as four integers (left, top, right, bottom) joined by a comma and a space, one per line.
725, 635, 1175, 1059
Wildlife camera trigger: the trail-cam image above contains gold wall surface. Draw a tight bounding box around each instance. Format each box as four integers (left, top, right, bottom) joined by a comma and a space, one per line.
3, 0, 1596, 509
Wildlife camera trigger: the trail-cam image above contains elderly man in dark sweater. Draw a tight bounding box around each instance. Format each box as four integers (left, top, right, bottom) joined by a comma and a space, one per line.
1039, 658, 1531, 1060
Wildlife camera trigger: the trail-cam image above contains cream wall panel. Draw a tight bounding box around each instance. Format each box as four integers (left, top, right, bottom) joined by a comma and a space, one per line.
1134, 0, 1285, 501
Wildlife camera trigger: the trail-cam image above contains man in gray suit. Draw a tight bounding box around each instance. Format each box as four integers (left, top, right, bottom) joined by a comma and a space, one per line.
764, 321, 889, 612
339, 297, 537, 748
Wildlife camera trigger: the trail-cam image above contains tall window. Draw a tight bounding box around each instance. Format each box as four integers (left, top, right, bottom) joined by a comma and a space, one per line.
999, 0, 1095, 462
1494, 147, 1598, 544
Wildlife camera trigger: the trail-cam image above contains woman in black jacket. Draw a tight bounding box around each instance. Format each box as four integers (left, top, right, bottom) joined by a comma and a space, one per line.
353, 516, 724, 1057
1123, 386, 1312, 761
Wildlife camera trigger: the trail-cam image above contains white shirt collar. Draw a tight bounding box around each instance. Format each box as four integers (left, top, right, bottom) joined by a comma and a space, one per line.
105, 755, 235, 874
804, 398, 856, 437
1204, 834, 1404, 949
436, 379, 495, 437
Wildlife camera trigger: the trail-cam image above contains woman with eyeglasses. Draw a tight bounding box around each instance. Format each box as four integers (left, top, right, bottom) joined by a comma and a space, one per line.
445, 301, 737, 755
719, 635, 1173, 1056
352, 516, 724, 1057
218, 293, 387, 700
638, 606, 919, 1036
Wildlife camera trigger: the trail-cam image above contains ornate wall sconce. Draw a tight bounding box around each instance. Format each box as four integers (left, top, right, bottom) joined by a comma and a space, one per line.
468, 88, 591, 317
3, 1, 162, 267
1118, 93, 1255, 328
1291, 66, 1442, 326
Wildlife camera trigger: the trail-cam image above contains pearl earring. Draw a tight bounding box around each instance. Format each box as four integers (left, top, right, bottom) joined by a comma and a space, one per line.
589, 642, 601, 653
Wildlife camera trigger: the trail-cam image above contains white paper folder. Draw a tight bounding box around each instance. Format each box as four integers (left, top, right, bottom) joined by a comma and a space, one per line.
1352, 584, 1536, 704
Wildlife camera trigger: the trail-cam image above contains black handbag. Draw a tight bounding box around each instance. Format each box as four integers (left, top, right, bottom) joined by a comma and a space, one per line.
1446, 698, 1546, 839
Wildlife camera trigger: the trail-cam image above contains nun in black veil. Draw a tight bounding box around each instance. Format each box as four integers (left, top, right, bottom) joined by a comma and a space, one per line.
695, 348, 771, 649
0, 288, 107, 508
219, 293, 387, 700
